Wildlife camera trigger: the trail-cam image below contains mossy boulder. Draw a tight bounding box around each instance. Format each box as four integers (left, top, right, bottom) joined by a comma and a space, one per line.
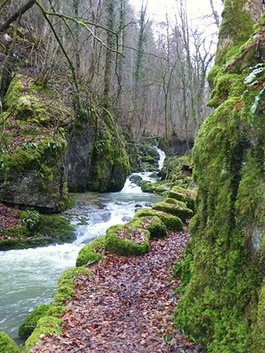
0, 332, 20, 353
76, 236, 105, 267
65, 107, 130, 192
127, 142, 159, 172
141, 180, 170, 194
174, 9, 265, 353
0, 74, 70, 212
168, 186, 196, 211
105, 224, 150, 256
18, 304, 49, 339
131, 216, 167, 238
22, 316, 62, 352
134, 208, 183, 232
152, 201, 193, 222
160, 154, 193, 188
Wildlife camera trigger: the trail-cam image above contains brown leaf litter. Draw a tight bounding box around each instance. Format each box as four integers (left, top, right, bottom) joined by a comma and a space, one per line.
29, 230, 203, 353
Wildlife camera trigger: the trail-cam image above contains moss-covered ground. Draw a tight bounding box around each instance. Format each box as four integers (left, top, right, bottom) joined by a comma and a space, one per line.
0, 203, 75, 250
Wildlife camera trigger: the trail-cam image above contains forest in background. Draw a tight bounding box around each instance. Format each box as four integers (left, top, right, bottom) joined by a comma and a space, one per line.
0, 0, 221, 147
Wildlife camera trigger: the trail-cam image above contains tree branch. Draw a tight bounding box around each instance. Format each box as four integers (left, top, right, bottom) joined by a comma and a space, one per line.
35, 6, 123, 56
0, 0, 36, 33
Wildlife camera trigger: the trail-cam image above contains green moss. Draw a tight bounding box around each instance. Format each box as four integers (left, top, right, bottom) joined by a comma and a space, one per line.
207, 65, 223, 89
157, 213, 183, 231
131, 216, 167, 238
18, 304, 50, 339
0, 332, 20, 353
161, 154, 194, 188
141, 180, 170, 194
105, 224, 150, 256
3, 74, 24, 110
168, 186, 196, 211
252, 281, 265, 353
36, 215, 75, 242
173, 243, 193, 286
134, 208, 158, 218
76, 236, 105, 267
0, 74, 70, 213
174, 11, 265, 353
22, 267, 91, 352
152, 201, 193, 222
216, 0, 255, 65
0, 213, 75, 250
87, 109, 130, 192
22, 316, 61, 352
134, 208, 183, 231
208, 73, 244, 108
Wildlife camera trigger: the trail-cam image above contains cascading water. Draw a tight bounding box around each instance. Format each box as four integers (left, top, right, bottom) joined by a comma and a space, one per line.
0, 147, 165, 341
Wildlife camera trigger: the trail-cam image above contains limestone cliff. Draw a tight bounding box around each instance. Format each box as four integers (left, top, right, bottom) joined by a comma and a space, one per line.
175, 2, 265, 352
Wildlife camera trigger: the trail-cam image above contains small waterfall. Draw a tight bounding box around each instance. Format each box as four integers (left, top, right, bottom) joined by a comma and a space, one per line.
157, 148, 166, 170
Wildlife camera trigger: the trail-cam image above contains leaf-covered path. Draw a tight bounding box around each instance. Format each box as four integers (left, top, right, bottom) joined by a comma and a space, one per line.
29, 231, 203, 353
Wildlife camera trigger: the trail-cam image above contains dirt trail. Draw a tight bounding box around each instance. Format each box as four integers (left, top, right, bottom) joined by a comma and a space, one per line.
29, 231, 203, 353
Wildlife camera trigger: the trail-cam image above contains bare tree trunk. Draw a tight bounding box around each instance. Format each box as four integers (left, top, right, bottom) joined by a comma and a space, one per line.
103, 0, 116, 110
0, 0, 36, 32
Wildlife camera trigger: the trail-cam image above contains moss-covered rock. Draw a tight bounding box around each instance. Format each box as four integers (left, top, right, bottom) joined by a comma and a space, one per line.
168, 186, 196, 211
134, 208, 183, 231
22, 267, 91, 352
105, 224, 150, 256
18, 304, 49, 339
152, 201, 193, 222
76, 236, 105, 267
129, 143, 160, 172
215, 0, 260, 65
0, 74, 71, 212
131, 216, 167, 238
160, 154, 193, 184
0, 332, 20, 353
141, 180, 170, 194
65, 106, 130, 193
174, 8, 265, 353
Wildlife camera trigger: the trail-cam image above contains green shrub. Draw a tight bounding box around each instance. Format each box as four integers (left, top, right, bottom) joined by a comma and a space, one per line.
20, 209, 41, 231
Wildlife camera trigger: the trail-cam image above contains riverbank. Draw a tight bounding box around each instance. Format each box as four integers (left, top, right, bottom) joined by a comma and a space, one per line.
27, 229, 203, 353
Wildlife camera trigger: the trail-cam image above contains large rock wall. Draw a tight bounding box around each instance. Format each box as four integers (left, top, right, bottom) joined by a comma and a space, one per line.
175, 5, 265, 353
0, 74, 130, 212
64, 108, 130, 193
0, 75, 70, 213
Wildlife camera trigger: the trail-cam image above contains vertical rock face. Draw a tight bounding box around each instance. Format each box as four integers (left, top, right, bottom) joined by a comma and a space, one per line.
175, 2, 265, 353
64, 110, 130, 193
0, 74, 131, 212
0, 75, 70, 213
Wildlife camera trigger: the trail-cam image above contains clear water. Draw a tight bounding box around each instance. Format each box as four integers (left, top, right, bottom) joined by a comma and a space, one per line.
0, 148, 165, 340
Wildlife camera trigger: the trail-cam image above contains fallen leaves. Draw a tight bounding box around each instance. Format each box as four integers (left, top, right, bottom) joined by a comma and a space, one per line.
29, 230, 203, 353
0, 203, 20, 230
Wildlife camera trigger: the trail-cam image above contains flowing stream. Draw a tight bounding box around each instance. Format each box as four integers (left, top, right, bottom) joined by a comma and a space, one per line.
0, 148, 165, 341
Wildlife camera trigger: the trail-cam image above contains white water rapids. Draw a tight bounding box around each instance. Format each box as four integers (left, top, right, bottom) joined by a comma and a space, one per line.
0, 148, 165, 341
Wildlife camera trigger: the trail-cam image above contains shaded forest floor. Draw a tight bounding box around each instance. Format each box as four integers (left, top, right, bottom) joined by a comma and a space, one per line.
29, 230, 203, 353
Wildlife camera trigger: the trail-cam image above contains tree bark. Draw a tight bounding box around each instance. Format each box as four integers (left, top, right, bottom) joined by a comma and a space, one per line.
0, 0, 36, 32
